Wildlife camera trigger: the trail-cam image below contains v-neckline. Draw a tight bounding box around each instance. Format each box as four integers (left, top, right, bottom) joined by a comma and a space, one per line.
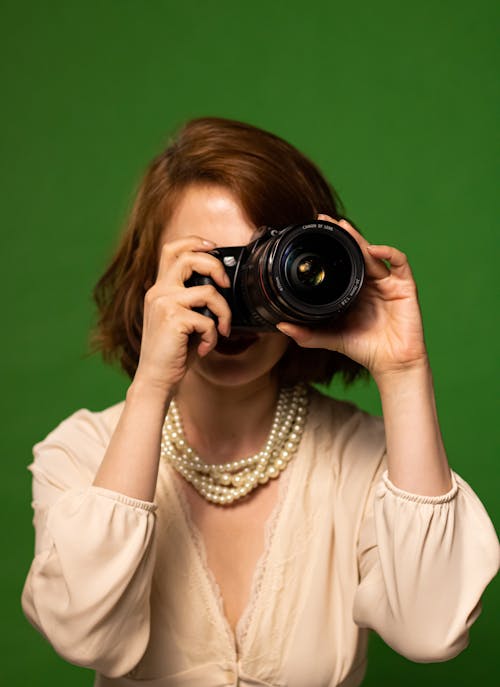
165, 433, 302, 660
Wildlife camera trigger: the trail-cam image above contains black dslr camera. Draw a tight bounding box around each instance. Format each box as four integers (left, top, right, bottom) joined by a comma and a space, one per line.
185, 219, 365, 331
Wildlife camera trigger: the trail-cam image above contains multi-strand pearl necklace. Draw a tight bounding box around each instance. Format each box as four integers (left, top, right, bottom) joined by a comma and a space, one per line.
160, 383, 309, 505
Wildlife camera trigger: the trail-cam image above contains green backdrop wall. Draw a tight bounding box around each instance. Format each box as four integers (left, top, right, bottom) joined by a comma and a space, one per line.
2, 1, 498, 685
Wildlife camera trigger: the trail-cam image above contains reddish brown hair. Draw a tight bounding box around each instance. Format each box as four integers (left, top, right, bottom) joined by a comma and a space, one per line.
87, 117, 367, 386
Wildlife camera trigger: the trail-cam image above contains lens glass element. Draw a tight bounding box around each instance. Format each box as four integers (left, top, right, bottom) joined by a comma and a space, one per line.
282, 234, 351, 306
295, 256, 326, 286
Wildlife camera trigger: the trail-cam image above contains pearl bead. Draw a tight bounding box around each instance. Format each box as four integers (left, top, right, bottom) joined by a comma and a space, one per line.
161, 384, 309, 505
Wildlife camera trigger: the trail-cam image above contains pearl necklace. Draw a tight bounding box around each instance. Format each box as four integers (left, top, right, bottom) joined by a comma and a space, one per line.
160, 383, 309, 505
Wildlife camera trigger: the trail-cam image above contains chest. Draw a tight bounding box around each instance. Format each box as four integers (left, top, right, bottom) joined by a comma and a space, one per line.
174, 473, 282, 636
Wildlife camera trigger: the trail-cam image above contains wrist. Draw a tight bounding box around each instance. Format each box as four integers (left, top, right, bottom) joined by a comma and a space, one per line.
127, 376, 175, 407
372, 356, 431, 393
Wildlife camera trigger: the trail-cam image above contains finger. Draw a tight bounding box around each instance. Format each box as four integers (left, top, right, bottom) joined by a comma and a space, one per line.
317, 213, 389, 280
276, 322, 345, 354
367, 244, 413, 279
156, 235, 217, 281
177, 284, 232, 337
183, 309, 219, 357
159, 247, 231, 290
317, 213, 367, 245
174, 251, 232, 289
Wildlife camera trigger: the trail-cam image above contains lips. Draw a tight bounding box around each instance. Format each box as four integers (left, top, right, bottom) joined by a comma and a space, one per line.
214, 333, 259, 355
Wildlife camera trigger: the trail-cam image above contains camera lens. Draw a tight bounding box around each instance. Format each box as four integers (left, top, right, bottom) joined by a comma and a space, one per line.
241, 220, 364, 327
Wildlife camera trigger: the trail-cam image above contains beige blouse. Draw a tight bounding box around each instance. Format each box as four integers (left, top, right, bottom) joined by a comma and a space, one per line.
21, 388, 499, 687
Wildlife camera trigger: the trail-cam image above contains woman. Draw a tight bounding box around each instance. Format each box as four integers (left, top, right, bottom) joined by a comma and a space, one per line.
21, 117, 499, 687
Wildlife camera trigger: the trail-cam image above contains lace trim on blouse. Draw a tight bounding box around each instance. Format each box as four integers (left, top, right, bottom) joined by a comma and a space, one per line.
166, 456, 297, 659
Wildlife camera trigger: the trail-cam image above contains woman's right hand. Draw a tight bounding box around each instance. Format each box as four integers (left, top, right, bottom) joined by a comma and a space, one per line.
132, 235, 232, 395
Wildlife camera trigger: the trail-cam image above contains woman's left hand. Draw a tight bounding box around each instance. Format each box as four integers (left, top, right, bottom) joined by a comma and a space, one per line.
276, 214, 429, 380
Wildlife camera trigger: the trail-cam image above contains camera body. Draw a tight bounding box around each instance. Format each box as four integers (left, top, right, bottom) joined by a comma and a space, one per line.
185, 220, 365, 332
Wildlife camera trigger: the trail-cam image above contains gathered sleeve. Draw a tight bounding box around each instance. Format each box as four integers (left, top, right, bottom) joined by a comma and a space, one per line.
352, 459, 500, 662
21, 408, 158, 678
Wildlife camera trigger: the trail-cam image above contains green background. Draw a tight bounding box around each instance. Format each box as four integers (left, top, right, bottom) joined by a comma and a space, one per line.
2, 1, 498, 685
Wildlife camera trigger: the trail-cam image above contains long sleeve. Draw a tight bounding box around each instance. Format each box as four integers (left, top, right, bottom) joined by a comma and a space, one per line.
352, 461, 500, 662
21, 408, 158, 678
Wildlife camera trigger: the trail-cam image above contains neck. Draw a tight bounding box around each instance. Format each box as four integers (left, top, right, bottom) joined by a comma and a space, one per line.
174, 371, 281, 465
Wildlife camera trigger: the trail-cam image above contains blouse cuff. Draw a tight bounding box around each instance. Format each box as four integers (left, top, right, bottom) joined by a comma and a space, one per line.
88, 485, 158, 512
378, 468, 459, 504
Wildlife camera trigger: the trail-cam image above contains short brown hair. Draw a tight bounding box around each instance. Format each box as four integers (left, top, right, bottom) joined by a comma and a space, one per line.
87, 117, 367, 386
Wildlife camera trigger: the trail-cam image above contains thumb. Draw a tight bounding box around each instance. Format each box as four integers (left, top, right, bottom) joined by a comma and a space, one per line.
276, 322, 345, 353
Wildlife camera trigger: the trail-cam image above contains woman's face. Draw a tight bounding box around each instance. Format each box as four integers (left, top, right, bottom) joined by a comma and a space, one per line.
159, 184, 290, 388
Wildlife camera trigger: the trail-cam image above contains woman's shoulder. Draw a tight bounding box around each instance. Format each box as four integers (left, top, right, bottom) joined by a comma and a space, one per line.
307, 386, 386, 474
308, 386, 384, 435
34, 399, 125, 451
30, 399, 126, 488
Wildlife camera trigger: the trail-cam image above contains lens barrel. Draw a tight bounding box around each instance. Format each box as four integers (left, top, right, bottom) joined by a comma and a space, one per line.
241, 220, 364, 327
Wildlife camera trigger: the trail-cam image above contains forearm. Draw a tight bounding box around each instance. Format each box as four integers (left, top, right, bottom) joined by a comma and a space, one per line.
92, 379, 173, 502
374, 359, 453, 496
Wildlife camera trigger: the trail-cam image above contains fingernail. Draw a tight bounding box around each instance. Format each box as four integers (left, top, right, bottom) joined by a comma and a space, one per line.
202, 239, 216, 246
